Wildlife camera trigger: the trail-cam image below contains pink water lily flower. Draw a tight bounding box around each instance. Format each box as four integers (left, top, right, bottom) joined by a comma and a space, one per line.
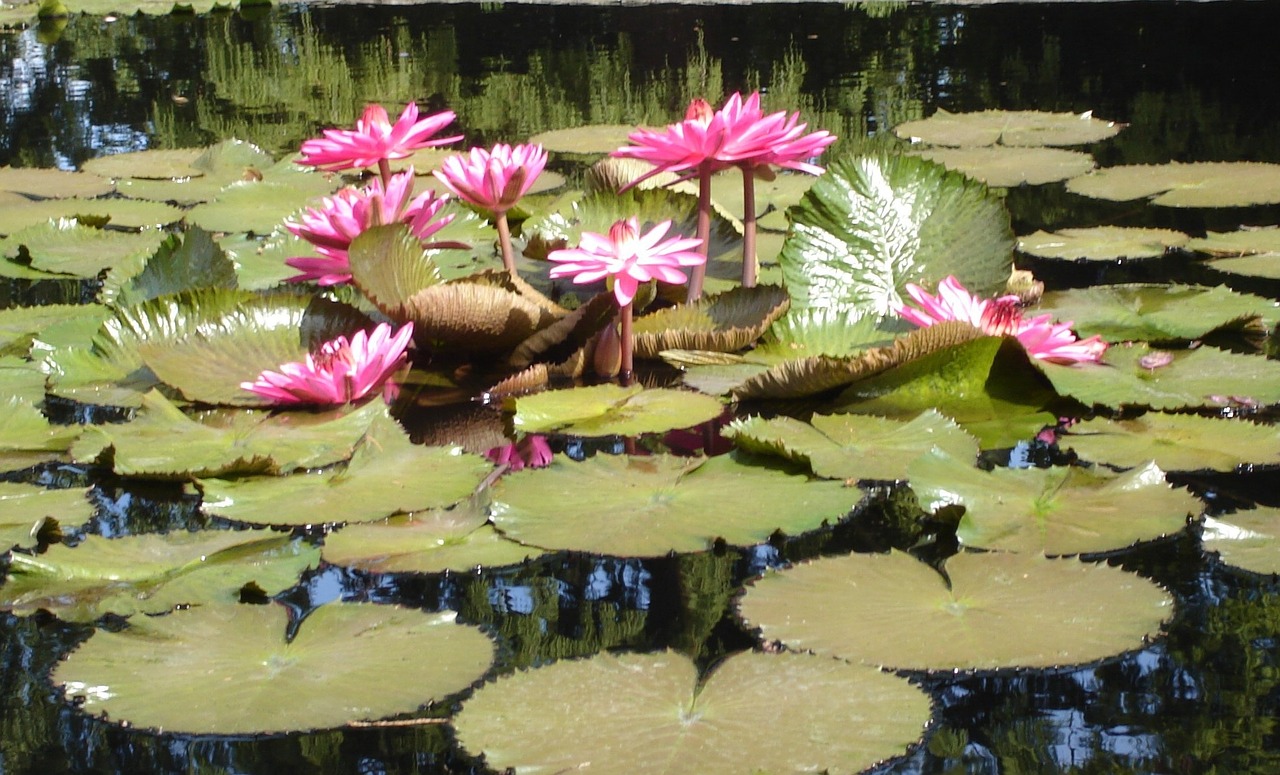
714, 91, 836, 174
298, 103, 462, 173
611, 98, 732, 185
548, 217, 705, 307
896, 275, 1107, 364
285, 169, 456, 285
241, 322, 414, 406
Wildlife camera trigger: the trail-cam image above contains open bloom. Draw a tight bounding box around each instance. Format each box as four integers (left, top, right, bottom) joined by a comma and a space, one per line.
298, 103, 462, 172
714, 91, 836, 174
241, 322, 414, 406
547, 217, 705, 306
285, 169, 455, 285
611, 98, 732, 186
896, 275, 1107, 364
433, 143, 548, 214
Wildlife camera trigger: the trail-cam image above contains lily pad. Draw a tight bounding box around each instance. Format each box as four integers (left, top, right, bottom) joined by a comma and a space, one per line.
1187, 227, 1280, 258
0, 529, 319, 622
912, 147, 1096, 187
1067, 162, 1280, 207
53, 602, 495, 734
1202, 508, 1280, 576
0, 198, 185, 236
199, 412, 492, 526
893, 109, 1123, 148
0, 397, 81, 471
1, 219, 167, 280
528, 124, 638, 156
490, 453, 857, 557
187, 181, 323, 235
1201, 253, 1280, 281
455, 649, 930, 775
1064, 413, 1280, 473
510, 383, 725, 437
909, 450, 1196, 555
737, 549, 1173, 671
80, 147, 204, 180
0, 303, 105, 357
0, 166, 115, 199
723, 409, 979, 482
1018, 227, 1189, 262
0, 483, 93, 551
1035, 283, 1276, 342
632, 284, 791, 358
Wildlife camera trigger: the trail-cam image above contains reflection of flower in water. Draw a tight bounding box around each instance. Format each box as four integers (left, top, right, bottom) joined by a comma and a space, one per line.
240, 322, 413, 406
484, 435, 554, 472
897, 275, 1108, 364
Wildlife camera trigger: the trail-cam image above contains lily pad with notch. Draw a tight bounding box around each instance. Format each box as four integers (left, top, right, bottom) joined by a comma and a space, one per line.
1034, 283, 1276, 343
1064, 413, 1280, 473
1018, 227, 1189, 262
893, 109, 1123, 148
510, 383, 725, 437
1066, 161, 1280, 207
912, 146, 1096, 187
0, 482, 92, 552
1202, 508, 1280, 576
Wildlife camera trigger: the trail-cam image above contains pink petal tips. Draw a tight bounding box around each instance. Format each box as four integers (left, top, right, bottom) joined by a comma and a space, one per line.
546, 217, 705, 307
240, 322, 415, 406
298, 102, 462, 172
432, 143, 548, 215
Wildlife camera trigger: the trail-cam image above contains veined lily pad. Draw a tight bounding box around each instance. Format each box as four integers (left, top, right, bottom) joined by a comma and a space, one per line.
893, 109, 1123, 147
73, 390, 383, 478
114, 139, 294, 206
0, 303, 105, 356
0, 167, 115, 199
510, 383, 725, 437
1035, 283, 1276, 343
0, 483, 92, 551
490, 453, 856, 557
1038, 344, 1280, 411
1202, 508, 1280, 576
53, 602, 495, 734
0, 397, 81, 471
322, 502, 547, 574
1065, 413, 1280, 472
909, 450, 1196, 555
737, 550, 1173, 671
1018, 227, 1189, 262
455, 649, 930, 775
1, 219, 167, 280
723, 409, 979, 482
780, 152, 1014, 317
400, 276, 564, 354
632, 284, 790, 358
218, 230, 313, 290
912, 147, 1096, 187
0, 355, 51, 404
199, 412, 492, 526
347, 223, 445, 314
110, 226, 238, 307
0, 529, 319, 622
0, 198, 185, 236
1066, 162, 1280, 207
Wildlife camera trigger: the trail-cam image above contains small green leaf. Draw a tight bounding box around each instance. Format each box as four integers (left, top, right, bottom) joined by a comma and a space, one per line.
511, 384, 725, 437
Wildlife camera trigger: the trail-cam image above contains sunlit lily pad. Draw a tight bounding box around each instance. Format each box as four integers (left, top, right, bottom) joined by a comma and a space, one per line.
218, 229, 312, 290
199, 412, 492, 526
0, 483, 92, 551
910, 450, 1196, 555
0, 398, 81, 471
80, 147, 204, 180
0, 529, 319, 622
510, 383, 725, 437
1, 355, 55, 405
0, 303, 105, 356
738, 550, 1172, 671
0, 198, 185, 236
632, 284, 791, 357
529, 124, 638, 155
53, 602, 495, 734
455, 649, 930, 775
1067, 162, 1280, 207
1039, 344, 1280, 411
110, 226, 238, 307
114, 139, 288, 206
912, 147, 1096, 187
1187, 227, 1280, 258
491, 453, 856, 557
187, 181, 322, 235
0, 166, 115, 199
1202, 508, 1280, 576
1035, 283, 1276, 342
1201, 253, 1280, 281
894, 109, 1123, 147
1064, 413, 1280, 472
723, 409, 979, 482
1, 219, 166, 279
1018, 227, 1189, 261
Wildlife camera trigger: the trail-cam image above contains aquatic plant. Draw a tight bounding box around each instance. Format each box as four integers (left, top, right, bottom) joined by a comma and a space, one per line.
297, 102, 462, 184
240, 321, 414, 405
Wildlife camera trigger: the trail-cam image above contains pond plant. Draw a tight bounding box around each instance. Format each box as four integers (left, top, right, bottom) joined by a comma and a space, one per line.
0, 79, 1278, 774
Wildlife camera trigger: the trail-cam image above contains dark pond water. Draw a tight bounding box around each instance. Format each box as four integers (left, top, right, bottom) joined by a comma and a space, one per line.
3, 1, 1280, 773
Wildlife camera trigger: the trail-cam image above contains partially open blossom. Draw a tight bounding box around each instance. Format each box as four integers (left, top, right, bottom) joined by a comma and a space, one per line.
485, 435, 554, 472
896, 275, 1107, 364
713, 91, 836, 175
611, 99, 732, 186
298, 103, 461, 172
285, 170, 456, 285
433, 143, 548, 215
240, 322, 414, 406
548, 217, 705, 307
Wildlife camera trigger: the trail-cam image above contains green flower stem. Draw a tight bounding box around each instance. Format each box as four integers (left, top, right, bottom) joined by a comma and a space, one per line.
741, 166, 758, 288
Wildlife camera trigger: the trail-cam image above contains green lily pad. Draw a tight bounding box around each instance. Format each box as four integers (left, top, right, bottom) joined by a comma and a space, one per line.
780, 152, 1014, 317
909, 450, 1197, 555
109, 226, 238, 307
114, 139, 286, 205
0, 397, 81, 471
0, 166, 115, 199
893, 109, 1123, 147
199, 412, 492, 526
0, 529, 319, 622
1035, 283, 1276, 342
632, 284, 791, 358
347, 223, 445, 314
217, 229, 309, 290
708, 170, 819, 229
1187, 226, 1280, 258
0, 303, 105, 357
490, 453, 857, 557
0, 483, 93, 551
511, 383, 725, 437
1, 355, 55, 405
738, 550, 1173, 671
1038, 344, 1280, 411
1065, 413, 1280, 472
724, 409, 979, 482
53, 602, 495, 734
1067, 162, 1280, 207
322, 502, 547, 574
0, 198, 185, 236
1201, 253, 1280, 281
187, 181, 322, 235
0, 219, 167, 280
455, 649, 930, 775
528, 124, 638, 156
73, 390, 383, 478
912, 147, 1096, 187
1202, 508, 1280, 576
1018, 227, 1189, 261
80, 148, 204, 180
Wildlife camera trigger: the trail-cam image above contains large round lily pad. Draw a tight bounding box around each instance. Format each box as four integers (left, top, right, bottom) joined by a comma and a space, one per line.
1202, 508, 1280, 576
1065, 413, 1280, 472
737, 550, 1173, 671
510, 383, 725, 437
54, 602, 495, 734
1018, 227, 1189, 262
1067, 162, 1280, 207
1034, 283, 1276, 343
0, 398, 82, 472
0, 197, 185, 236
491, 453, 857, 557
0, 483, 92, 551
0, 166, 115, 199
893, 109, 1123, 147
912, 146, 1096, 187
455, 649, 930, 775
